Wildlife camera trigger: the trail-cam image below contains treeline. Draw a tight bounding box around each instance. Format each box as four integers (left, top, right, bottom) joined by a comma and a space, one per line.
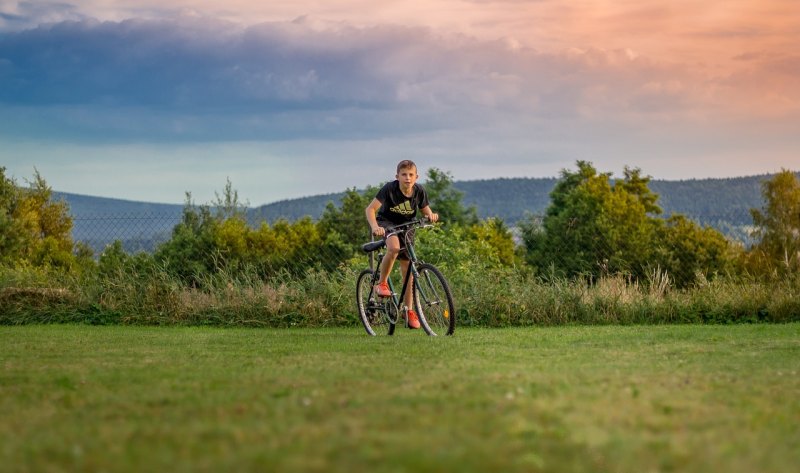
58, 173, 794, 245
1, 163, 799, 326
250, 174, 787, 237
457, 174, 777, 228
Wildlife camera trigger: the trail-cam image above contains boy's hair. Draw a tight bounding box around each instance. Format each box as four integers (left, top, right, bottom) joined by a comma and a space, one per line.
396, 159, 417, 174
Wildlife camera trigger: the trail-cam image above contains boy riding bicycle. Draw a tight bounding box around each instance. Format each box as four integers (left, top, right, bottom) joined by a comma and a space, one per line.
365, 160, 439, 329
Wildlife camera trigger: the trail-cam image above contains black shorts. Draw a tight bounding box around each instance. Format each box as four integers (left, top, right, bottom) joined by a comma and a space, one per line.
377, 220, 415, 261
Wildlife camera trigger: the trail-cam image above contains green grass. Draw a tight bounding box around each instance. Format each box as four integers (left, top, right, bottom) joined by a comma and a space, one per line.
1, 325, 798, 472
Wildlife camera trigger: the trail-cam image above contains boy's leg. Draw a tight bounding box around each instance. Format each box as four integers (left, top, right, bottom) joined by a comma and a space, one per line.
399, 258, 420, 329
399, 259, 414, 308
376, 234, 401, 296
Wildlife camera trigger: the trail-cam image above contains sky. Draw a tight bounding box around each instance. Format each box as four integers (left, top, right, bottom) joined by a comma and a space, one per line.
1, 0, 798, 205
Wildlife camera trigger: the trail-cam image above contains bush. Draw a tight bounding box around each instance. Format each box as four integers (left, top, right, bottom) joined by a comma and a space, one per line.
3, 169, 799, 328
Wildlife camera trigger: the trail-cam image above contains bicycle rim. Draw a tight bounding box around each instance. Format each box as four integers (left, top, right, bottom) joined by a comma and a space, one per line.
356, 269, 396, 336
414, 263, 456, 336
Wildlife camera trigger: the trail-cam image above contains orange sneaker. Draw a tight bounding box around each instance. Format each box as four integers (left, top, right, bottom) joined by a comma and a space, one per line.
374, 283, 392, 298
406, 309, 420, 329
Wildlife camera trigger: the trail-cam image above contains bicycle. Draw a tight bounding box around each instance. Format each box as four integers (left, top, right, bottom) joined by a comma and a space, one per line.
356, 218, 456, 336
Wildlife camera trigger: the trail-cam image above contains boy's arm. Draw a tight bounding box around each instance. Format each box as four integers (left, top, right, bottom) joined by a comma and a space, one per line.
420, 205, 439, 223
365, 198, 385, 236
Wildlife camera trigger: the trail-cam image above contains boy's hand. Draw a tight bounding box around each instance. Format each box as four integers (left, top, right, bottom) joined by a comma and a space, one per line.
372, 226, 385, 237
428, 213, 439, 223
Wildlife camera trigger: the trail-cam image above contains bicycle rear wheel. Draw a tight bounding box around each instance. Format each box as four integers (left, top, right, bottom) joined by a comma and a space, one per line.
356, 269, 396, 336
414, 263, 456, 336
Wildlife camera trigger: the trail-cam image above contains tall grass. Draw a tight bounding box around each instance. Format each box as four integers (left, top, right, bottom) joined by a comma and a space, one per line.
2, 261, 798, 326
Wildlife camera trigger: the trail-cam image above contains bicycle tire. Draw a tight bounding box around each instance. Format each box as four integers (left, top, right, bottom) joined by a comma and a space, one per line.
413, 263, 456, 336
356, 269, 396, 336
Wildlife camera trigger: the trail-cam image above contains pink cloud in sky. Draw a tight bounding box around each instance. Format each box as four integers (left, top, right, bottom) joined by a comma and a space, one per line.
7, 0, 795, 118
1, 0, 797, 203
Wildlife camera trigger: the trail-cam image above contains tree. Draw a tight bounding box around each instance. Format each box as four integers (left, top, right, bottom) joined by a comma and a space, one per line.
0, 167, 24, 264
523, 161, 660, 279
154, 183, 354, 285
617, 166, 662, 215
468, 218, 518, 267
423, 168, 478, 226
318, 186, 379, 253
750, 170, 800, 275
0, 167, 77, 269
656, 215, 733, 285
521, 161, 733, 286
212, 178, 249, 221
154, 194, 219, 283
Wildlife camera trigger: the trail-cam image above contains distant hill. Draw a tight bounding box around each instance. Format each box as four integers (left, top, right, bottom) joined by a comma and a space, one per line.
57, 173, 791, 252
54, 192, 184, 253
249, 192, 345, 223
248, 175, 775, 243
456, 177, 558, 222
245, 177, 561, 223
54, 192, 185, 216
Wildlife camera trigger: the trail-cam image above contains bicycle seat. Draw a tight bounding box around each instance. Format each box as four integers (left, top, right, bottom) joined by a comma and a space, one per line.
361, 240, 386, 253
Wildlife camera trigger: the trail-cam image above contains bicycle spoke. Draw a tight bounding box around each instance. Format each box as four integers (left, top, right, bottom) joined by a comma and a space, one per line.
414, 263, 455, 336
356, 269, 396, 336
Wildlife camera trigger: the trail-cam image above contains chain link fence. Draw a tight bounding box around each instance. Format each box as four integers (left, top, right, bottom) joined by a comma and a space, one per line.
71, 212, 373, 276
72, 212, 183, 255
71, 211, 744, 289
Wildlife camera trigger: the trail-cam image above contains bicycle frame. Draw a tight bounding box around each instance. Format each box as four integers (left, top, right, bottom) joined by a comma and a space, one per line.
371, 223, 422, 311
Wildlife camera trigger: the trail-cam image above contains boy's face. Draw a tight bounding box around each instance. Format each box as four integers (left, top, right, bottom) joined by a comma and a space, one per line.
396, 166, 418, 187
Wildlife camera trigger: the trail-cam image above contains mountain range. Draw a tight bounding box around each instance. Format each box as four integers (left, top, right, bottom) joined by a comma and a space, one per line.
57, 173, 786, 253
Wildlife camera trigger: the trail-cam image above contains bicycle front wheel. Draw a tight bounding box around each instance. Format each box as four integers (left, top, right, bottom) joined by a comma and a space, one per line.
414, 263, 456, 336
356, 269, 396, 336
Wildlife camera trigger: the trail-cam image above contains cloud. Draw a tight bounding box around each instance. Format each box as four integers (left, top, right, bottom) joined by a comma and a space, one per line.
1, 13, 797, 146
0, 1, 89, 31
2, 2, 798, 205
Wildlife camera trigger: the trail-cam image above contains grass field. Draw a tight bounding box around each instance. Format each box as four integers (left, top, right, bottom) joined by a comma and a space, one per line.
1, 324, 798, 473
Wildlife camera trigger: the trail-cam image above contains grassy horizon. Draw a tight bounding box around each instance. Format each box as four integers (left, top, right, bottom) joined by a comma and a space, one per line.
1, 324, 798, 472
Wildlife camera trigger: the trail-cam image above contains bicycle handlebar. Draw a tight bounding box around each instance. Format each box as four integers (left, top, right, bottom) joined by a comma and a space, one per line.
360, 218, 435, 253
384, 217, 432, 238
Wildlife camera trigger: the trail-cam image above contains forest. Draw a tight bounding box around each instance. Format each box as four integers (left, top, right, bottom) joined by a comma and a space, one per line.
1, 162, 799, 327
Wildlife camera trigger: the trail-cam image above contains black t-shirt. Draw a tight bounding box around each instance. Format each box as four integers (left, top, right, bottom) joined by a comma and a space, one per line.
375, 180, 430, 225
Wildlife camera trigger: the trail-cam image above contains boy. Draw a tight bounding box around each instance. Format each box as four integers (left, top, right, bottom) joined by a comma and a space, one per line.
365, 160, 439, 329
